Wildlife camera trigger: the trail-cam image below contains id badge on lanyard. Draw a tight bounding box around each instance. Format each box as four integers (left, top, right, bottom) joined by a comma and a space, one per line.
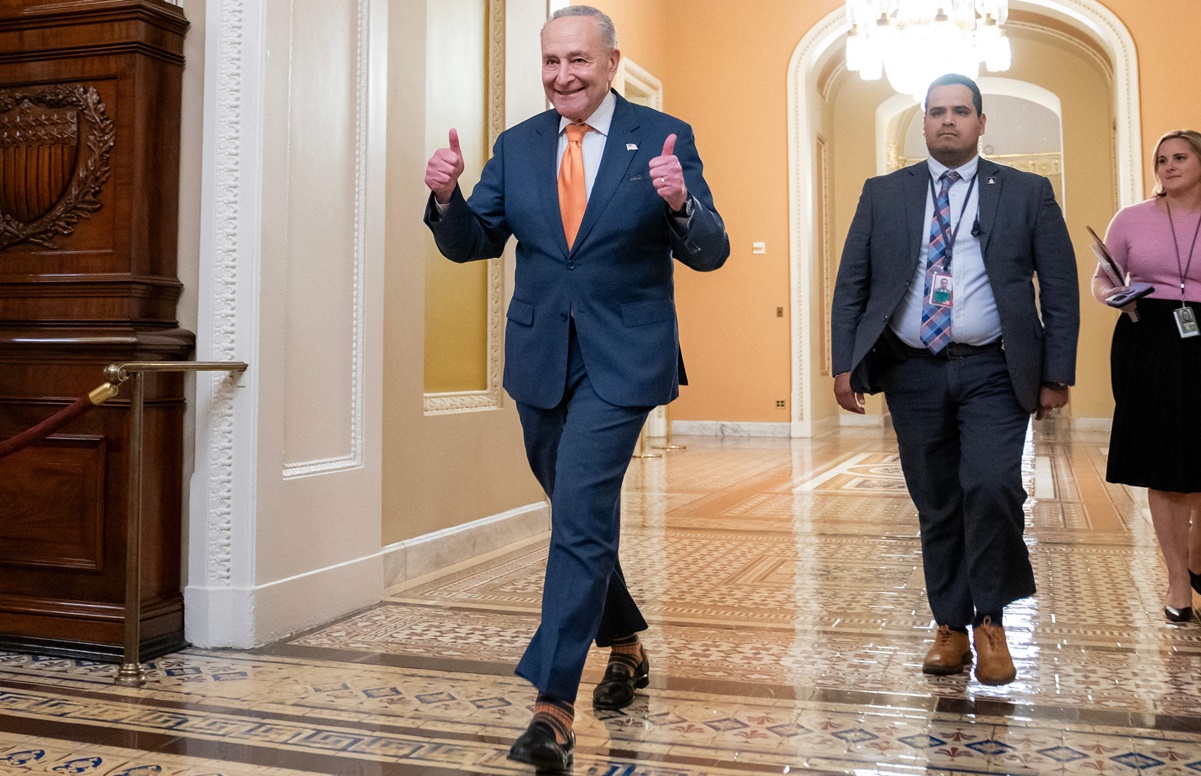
1175, 305, 1200, 338
929, 273, 953, 308
927, 172, 977, 311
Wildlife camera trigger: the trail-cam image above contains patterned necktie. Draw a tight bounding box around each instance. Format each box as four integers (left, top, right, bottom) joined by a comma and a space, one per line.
558, 123, 591, 248
920, 170, 961, 353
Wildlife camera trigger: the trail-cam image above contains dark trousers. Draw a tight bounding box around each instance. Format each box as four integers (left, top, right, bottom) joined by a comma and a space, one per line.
514, 324, 651, 700
883, 349, 1036, 627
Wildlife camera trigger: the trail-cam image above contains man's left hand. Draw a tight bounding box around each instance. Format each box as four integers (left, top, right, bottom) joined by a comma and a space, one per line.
649, 134, 688, 212
1035, 383, 1069, 420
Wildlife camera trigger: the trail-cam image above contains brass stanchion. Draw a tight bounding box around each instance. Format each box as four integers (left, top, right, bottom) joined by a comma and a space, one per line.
114, 370, 146, 687
652, 404, 686, 451
106, 361, 248, 687
631, 420, 661, 459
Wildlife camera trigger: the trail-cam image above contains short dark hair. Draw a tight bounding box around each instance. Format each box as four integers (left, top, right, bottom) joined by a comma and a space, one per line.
925, 73, 983, 116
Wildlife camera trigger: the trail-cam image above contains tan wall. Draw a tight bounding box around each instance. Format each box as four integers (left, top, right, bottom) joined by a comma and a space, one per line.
381, 0, 546, 546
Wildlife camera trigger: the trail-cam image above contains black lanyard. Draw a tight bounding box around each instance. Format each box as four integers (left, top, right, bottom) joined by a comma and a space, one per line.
1166, 201, 1201, 303
928, 172, 978, 265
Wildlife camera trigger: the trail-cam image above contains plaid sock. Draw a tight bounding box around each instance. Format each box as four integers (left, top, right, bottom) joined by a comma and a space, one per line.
532, 694, 574, 745
606, 633, 643, 677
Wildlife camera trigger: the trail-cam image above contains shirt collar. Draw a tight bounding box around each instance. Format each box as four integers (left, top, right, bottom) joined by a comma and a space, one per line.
559, 91, 616, 137
927, 154, 979, 183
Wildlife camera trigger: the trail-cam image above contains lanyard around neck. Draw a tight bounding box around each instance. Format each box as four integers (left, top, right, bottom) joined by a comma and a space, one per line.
1166, 201, 1201, 302
928, 172, 979, 263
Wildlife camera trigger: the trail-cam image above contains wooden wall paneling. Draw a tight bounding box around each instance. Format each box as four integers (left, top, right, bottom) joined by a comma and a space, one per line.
0, 0, 192, 661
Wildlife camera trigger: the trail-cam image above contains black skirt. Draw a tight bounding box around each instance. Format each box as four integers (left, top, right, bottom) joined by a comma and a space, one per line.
1107, 297, 1201, 493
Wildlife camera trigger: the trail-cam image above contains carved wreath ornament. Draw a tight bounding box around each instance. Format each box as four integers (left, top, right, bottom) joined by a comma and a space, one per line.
0, 85, 115, 250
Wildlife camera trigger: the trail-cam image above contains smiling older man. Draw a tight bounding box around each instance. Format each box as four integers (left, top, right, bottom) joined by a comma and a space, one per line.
423, 5, 728, 770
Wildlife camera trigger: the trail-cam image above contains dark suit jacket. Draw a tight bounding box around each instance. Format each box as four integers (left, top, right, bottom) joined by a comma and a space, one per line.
830, 159, 1079, 413
425, 91, 729, 410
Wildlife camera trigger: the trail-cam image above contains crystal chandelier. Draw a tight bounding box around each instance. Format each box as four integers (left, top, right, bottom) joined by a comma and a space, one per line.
845, 0, 1012, 100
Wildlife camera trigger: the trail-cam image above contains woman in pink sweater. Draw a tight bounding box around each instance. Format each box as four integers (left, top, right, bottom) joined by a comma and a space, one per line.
1093, 129, 1201, 623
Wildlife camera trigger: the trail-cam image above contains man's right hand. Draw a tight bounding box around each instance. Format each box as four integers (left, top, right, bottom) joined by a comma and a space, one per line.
833, 372, 865, 414
425, 128, 465, 204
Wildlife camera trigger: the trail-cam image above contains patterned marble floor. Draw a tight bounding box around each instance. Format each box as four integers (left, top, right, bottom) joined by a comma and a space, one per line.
3, 424, 1201, 775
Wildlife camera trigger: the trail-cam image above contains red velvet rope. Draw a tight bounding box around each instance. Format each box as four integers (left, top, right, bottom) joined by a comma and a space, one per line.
0, 395, 96, 461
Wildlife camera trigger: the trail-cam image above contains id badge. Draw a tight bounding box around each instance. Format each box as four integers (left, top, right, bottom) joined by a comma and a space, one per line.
929, 272, 953, 308
1175, 305, 1200, 339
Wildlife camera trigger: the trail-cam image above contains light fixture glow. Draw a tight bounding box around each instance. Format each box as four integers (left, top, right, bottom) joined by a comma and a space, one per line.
844, 0, 1011, 100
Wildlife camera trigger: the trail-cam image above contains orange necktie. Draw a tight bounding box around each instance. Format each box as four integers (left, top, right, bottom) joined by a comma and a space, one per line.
558, 123, 591, 247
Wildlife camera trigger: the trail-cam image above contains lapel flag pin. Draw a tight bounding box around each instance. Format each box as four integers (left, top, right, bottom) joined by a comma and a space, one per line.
626, 143, 638, 151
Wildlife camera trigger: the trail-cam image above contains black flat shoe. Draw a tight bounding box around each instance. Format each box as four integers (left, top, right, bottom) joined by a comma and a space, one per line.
507, 720, 574, 771
1164, 605, 1194, 623
1190, 570, 1201, 596
592, 651, 650, 710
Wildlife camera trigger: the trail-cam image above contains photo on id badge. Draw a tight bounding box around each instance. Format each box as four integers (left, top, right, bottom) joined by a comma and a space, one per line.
931, 273, 952, 307
1175, 305, 1200, 338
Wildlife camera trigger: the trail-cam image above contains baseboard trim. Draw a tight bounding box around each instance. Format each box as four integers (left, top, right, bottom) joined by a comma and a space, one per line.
791, 417, 839, 438
381, 501, 550, 589
672, 421, 791, 437
839, 413, 885, 427
1072, 417, 1112, 432
184, 501, 550, 649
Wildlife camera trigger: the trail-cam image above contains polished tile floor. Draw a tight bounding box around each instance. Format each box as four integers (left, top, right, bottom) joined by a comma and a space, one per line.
3, 424, 1201, 774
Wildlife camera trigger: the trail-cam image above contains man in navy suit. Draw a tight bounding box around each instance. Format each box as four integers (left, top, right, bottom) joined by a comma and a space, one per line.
831, 74, 1078, 687
424, 6, 728, 769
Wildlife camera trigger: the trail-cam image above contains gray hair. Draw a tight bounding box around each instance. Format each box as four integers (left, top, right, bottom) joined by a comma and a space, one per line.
545, 5, 618, 51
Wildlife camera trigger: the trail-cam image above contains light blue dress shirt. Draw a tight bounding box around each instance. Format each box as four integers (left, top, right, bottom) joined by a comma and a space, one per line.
891, 155, 1003, 348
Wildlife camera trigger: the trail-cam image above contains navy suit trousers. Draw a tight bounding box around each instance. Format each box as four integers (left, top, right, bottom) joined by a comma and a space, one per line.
514, 323, 651, 700
883, 349, 1036, 626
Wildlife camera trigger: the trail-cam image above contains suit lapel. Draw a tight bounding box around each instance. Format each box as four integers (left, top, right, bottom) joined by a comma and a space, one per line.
976, 159, 1002, 256
571, 93, 639, 253
535, 111, 570, 254
905, 162, 929, 261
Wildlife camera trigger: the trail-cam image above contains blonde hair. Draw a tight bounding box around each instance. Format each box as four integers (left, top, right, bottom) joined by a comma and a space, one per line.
1152, 129, 1201, 197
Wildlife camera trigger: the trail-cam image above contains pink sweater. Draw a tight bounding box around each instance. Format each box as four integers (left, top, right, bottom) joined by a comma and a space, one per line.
1101, 198, 1201, 303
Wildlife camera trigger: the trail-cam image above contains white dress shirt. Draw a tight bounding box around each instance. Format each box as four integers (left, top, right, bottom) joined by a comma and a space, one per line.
556, 92, 616, 199
891, 155, 1003, 348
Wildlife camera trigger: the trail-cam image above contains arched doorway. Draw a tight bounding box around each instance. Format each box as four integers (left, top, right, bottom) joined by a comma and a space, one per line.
786, 0, 1141, 436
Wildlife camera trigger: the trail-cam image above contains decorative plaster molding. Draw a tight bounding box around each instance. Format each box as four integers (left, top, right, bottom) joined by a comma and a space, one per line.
618, 58, 663, 111
424, 0, 505, 416
282, 0, 370, 478
203, 0, 248, 586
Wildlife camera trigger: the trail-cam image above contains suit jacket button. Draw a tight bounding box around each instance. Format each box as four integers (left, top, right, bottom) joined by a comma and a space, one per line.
567, 262, 576, 270
560, 313, 568, 322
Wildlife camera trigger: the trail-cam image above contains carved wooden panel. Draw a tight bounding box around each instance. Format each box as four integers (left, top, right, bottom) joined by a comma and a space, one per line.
0, 85, 113, 250
0, 435, 105, 572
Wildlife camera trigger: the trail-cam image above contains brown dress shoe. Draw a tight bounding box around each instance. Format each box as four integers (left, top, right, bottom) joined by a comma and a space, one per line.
922, 625, 972, 675
973, 617, 1016, 685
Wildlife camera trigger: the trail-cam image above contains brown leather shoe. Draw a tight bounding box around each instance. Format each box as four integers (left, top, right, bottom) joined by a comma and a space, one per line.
922, 625, 971, 675
973, 617, 1017, 685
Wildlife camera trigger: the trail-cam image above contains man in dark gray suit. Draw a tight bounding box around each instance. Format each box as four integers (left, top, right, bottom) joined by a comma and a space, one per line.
831, 73, 1079, 685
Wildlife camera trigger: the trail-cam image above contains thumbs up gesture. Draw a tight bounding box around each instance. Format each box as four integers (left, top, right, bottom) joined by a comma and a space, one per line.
425, 128, 466, 204
649, 133, 688, 213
